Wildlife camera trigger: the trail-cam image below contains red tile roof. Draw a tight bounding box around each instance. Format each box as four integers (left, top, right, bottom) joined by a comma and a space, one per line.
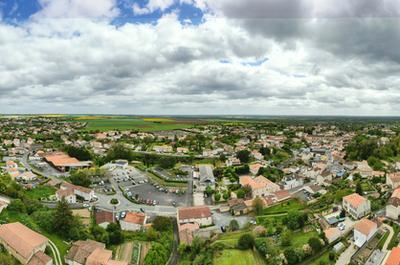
178, 206, 211, 220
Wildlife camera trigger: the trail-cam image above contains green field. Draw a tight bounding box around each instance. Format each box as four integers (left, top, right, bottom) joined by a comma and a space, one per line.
291, 230, 319, 248
262, 199, 304, 215
213, 250, 265, 265
25, 186, 56, 200
73, 116, 199, 131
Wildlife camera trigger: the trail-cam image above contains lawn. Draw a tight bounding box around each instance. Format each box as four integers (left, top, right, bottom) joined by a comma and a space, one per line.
309, 251, 334, 265
25, 186, 56, 200
212, 230, 251, 248
74, 116, 198, 132
213, 250, 265, 265
291, 230, 319, 249
262, 199, 304, 215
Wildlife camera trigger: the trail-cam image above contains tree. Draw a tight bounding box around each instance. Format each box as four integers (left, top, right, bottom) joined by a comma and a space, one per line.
339, 209, 346, 218
236, 150, 251, 163
106, 144, 132, 161
237, 233, 255, 250
158, 157, 176, 169
91, 225, 109, 244
70, 170, 92, 187
283, 211, 308, 230
308, 237, 323, 253
146, 227, 159, 241
214, 192, 221, 202
65, 145, 92, 161
152, 216, 172, 232
281, 230, 292, 247
284, 248, 300, 265
223, 190, 230, 200
106, 222, 123, 245
53, 199, 74, 238
252, 197, 264, 215
237, 189, 245, 199
7, 199, 26, 213
356, 182, 363, 195
229, 219, 239, 231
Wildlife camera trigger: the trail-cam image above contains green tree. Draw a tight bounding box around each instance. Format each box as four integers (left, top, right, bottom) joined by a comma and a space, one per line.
252, 197, 264, 215
53, 199, 74, 238
91, 225, 109, 244
236, 150, 251, 164
308, 237, 323, 253
7, 199, 26, 213
356, 182, 363, 195
284, 248, 300, 265
214, 192, 221, 202
237, 233, 255, 250
229, 219, 239, 231
152, 216, 172, 232
106, 222, 123, 245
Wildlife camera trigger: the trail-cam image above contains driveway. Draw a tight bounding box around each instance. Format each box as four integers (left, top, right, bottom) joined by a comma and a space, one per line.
381, 224, 394, 251
336, 242, 357, 265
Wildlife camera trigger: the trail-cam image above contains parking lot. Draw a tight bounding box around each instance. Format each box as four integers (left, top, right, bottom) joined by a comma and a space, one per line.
126, 183, 190, 207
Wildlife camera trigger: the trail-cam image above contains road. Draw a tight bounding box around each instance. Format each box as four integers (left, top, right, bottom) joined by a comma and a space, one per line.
336, 242, 357, 265
382, 224, 395, 251
48, 240, 62, 265
167, 220, 179, 265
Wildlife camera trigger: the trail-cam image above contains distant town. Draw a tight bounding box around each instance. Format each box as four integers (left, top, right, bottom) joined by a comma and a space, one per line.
0, 115, 400, 265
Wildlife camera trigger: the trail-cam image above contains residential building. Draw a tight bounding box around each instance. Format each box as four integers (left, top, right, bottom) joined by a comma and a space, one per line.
342, 193, 371, 219
179, 223, 200, 245
65, 240, 127, 265
239, 175, 280, 198
353, 219, 377, 248
59, 182, 95, 202
386, 188, 400, 220
56, 188, 76, 204
249, 163, 263, 175
0, 222, 51, 265
324, 227, 341, 243
95, 211, 114, 229
119, 212, 147, 231
177, 206, 213, 227
198, 164, 215, 187
387, 173, 400, 189
384, 247, 400, 265
281, 175, 304, 190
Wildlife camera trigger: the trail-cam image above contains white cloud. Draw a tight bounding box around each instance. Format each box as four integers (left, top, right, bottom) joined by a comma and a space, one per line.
33, 0, 120, 19
133, 0, 176, 15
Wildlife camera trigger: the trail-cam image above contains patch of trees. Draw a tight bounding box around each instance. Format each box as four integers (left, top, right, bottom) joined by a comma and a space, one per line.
282, 211, 308, 230
65, 145, 92, 161
236, 150, 251, 164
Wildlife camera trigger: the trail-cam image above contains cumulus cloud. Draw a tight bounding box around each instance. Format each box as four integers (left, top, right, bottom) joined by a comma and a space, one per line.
0, 1, 400, 115
133, 0, 175, 15
33, 0, 120, 19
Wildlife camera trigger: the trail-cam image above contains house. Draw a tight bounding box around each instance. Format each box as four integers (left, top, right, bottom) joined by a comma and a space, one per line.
95, 211, 115, 229
249, 163, 263, 175
386, 188, 400, 220
342, 193, 371, 219
179, 223, 200, 245
227, 198, 250, 216
177, 206, 213, 227
384, 246, 400, 265
387, 173, 400, 189
18, 171, 37, 182
324, 227, 341, 243
65, 240, 127, 265
153, 145, 173, 153
198, 165, 215, 187
119, 212, 147, 231
0, 222, 52, 265
239, 175, 280, 198
58, 182, 95, 202
353, 218, 377, 248
56, 188, 76, 204
281, 175, 304, 190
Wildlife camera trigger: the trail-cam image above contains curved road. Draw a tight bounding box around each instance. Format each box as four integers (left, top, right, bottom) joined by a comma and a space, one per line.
48, 240, 62, 265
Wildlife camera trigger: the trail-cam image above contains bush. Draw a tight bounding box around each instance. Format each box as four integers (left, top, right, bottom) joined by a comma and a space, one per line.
237, 233, 255, 250
110, 198, 119, 205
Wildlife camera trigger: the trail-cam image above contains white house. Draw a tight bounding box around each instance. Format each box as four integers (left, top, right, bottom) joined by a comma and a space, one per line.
177, 206, 213, 227
353, 219, 377, 248
282, 175, 304, 190
120, 212, 147, 231
58, 182, 94, 202
56, 189, 76, 204
386, 188, 400, 220
342, 193, 371, 219
240, 175, 280, 198
387, 173, 400, 189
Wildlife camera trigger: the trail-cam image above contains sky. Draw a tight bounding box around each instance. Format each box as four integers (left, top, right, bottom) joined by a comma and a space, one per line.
0, 0, 400, 115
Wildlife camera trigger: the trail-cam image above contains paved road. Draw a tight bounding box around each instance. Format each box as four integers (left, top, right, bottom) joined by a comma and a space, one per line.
167, 220, 179, 265
382, 224, 395, 251
336, 242, 357, 265
48, 240, 62, 265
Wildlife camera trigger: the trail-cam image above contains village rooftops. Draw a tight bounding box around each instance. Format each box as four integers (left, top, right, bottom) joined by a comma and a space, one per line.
343, 193, 368, 208
178, 206, 212, 220
0, 222, 48, 261
354, 219, 377, 236
65, 240, 105, 264
123, 212, 146, 225
386, 247, 400, 265
239, 175, 279, 190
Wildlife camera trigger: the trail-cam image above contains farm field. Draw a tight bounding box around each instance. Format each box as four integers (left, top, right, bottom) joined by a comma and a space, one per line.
72, 116, 201, 131
213, 249, 265, 265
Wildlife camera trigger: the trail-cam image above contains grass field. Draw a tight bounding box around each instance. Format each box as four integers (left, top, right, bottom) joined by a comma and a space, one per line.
72, 116, 200, 132
262, 199, 304, 215
25, 186, 56, 200
213, 250, 265, 265
290, 230, 319, 248
308, 251, 334, 265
